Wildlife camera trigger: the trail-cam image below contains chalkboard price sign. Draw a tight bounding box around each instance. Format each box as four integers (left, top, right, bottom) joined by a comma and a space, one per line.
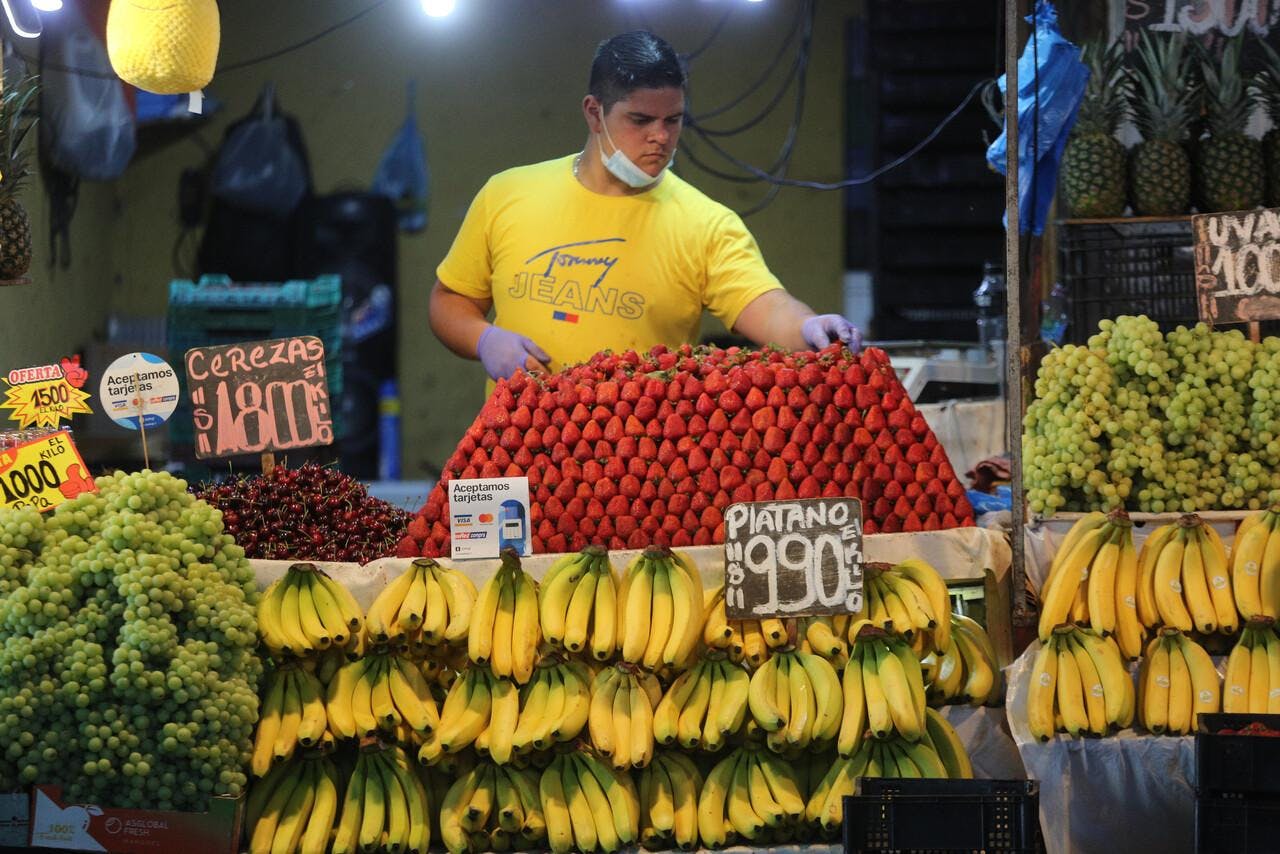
723, 498, 864, 620
184, 336, 334, 460
1193, 208, 1280, 326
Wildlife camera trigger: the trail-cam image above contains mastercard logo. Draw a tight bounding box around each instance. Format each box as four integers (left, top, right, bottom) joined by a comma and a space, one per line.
478, 513, 494, 523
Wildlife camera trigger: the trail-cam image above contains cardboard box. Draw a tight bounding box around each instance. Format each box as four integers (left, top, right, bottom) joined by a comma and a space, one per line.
28, 785, 242, 854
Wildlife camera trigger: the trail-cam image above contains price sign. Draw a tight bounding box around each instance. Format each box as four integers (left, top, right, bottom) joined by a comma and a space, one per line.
0, 430, 96, 512
1, 356, 92, 429
723, 498, 864, 619
184, 336, 334, 460
1194, 208, 1280, 325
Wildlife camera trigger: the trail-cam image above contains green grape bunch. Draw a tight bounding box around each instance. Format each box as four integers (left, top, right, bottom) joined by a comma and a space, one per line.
0, 470, 262, 810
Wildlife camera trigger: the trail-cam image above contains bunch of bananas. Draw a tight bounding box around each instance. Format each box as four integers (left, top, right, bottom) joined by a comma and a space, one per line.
469, 549, 541, 683
637, 751, 702, 849
1038, 511, 1148, 659
748, 648, 843, 751
855, 560, 953, 654
366, 557, 477, 651
511, 658, 592, 753
1229, 508, 1280, 620
540, 750, 639, 854
247, 752, 343, 854
1027, 626, 1136, 741
417, 666, 518, 763
700, 586, 791, 666
807, 732, 952, 831
589, 664, 662, 769
439, 761, 545, 853
839, 630, 925, 756
539, 545, 618, 660
1223, 620, 1280, 714
325, 651, 440, 742
653, 653, 750, 751
800, 616, 851, 664
696, 746, 807, 847
258, 563, 364, 658
253, 666, 329, 776
619, 547, 704, 669
1137, 514, 1237, 636
331, 745, 432, 854
923, 613, 1001, 706
1139, 628, 1221, 735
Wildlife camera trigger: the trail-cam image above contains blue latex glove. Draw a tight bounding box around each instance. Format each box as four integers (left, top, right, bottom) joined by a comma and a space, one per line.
801, 314, 863, 352
476, 325, 550, 380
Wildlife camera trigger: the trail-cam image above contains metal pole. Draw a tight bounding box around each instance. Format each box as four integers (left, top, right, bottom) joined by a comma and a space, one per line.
1004, 0, 1031, 626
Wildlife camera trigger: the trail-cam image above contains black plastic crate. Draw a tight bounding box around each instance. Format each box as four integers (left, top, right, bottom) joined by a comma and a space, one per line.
844, 778, 1043, 853
1196, 797, 1280, 854
1196, 713, 1280, 798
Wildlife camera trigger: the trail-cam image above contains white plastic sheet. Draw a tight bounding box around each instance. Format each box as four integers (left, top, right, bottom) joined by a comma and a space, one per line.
1006, 641, 1196, 854
940, 704, 1026, 780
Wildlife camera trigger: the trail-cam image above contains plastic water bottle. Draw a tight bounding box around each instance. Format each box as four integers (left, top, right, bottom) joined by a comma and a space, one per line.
1040, 282, 1070, 345
973, 261, 1007, 349
378, 379, 401, 481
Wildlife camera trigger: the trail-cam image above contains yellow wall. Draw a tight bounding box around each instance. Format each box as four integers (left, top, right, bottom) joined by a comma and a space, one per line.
21, 0, 854, 473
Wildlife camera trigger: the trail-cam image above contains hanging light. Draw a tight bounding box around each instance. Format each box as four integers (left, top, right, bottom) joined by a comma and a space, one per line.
1, 0, 42, 38
421, 0, 455, 17
31, 0, 62, 11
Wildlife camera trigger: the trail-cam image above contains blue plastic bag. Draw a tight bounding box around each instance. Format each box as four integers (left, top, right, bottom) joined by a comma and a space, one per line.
372, 82, 430, 233
986, 0, 1088, 235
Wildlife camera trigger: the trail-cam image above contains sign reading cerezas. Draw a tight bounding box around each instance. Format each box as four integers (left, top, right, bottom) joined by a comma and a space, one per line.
184, 336, 333, 460
0, 430, 96, 512
448, 477, 531, 560
723, 498, 864, 619
1, 356, 92, 429
1194, 207, 1280, 325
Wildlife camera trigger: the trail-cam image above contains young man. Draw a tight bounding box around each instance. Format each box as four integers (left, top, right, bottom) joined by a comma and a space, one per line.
429, 30, 861, 382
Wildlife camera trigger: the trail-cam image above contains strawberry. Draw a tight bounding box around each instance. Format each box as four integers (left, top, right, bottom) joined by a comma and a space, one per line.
911, 415, 930, 438
688, 447, 710, 473
644, 461, 665, 482
822, 443, 842, 466
787, 387, 809, 409
924, 478, 944, 497
621, 380, 643, 403
683, 375, 704, 398
500, 426, 523, 451
503, 463, 523, 477
644, 378, 667, 400
887, 408, 910, 430
752, 448, 772, 470
709, 448, 729, 470
942, 512, 960, 528
691, 491, 711, 513
744, 386, 767, 411
676, 436, 697, 455
863, 519, 879, 535
863, 445, 882, 466
875, 431, 894, 451
594, 475, 619, 500
811, 461, 832, 481
883, 479, 903, 502
651, 498, 669, 519
652, 440, 674, 467
688, 413, 708, 437
645, 419, 664, 440
798, 476, 821, 499
744, 468, 766, 487
884, 445, 902, 465
626, 529, 649, 549
755, 481, 776, 501
766, 386, 787, 408
798, 363, 823, 387
669, 492, 691, 515
938, 461, 955, 481
863, 406, 886, 432
775, 407, 798, 432
720, 467, 745, 491
698, 469, 720, 495
568, 403, 590, 425
892, 495, 913, 519
914, 494, 933, 516
675, 399, 695, 419
619, 474, 642, 499
616, 436, 639, 460
776, 480, 797, 499
594, 380, 619, 407
810, 385, 834, 407
602, 416, 624, 443
843, 409, 863, 429
934, 493, 953, 514
594, 440, 613, 459
635, 397, 658, 422
668, 458, 690, 481
872, 496, 893, 519
947, 479, 965, 499
930, 444, 948, 465
565, 496, 587, 520
700, 506, 724, 530
853, 427, 874, 449
469, 448, 489, 468
776, 366, 799, 389
794, 422, 813, 445
903, 513, 923, 533
881, 390, 904, 411
479, 430, 499, 451
705, 369, 728, 394
707, 409, 730, 433
955, 495, 974, 518
719, 390, 744, 415
712, 489, 731, 510
729, 409, 753, 434
638, 437, 658, 461
626, 457, 648, 479
861, 478, 883, 502
780, 442, 801, 464
767, 457, 789, 485
512, 405, 533, 431
740, 429, 762, 454
763, 426, 787, 453
834, 462, 854, 485
833, 385, 854, 410
914, 462, 937, 483
483, 405, 511, 431
906, 443, 928, 465
582, 421, 603, 443
751, 408, 776, 432
693, 527, 713, 546
728, 369, 753, 396
801, 404, 821, 426
893, 461, 914, 483
605, 494, 629, 517
732, 483, 754, 504
801, 443, 821, 467
615, 401, 633, 419
895, 428, 914, 449
923, 513, 941, 531
731, 450, 752, 469
480, 461, 501, 478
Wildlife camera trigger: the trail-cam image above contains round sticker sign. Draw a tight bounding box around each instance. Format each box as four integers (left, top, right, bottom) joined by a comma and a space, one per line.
99, 352, 179, 430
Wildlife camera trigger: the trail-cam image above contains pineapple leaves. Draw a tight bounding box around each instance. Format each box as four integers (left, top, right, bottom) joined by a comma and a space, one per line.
0, 76, 39, 192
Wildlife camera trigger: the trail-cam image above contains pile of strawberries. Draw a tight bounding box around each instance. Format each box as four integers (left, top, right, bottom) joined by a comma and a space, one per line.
398, 343, 974, 557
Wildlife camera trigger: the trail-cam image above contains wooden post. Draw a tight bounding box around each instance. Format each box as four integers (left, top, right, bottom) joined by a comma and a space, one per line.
1250, 321, 1262, 344
1005, 0, 1033, 628
133, 371, 150, 471
261, 453, 276, 476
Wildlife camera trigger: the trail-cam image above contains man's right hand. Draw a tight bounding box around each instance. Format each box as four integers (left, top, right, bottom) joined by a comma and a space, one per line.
476, 325, 550, 380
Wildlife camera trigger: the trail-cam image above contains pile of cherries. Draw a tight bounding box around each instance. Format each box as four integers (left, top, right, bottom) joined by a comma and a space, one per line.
193, 463, 411, 564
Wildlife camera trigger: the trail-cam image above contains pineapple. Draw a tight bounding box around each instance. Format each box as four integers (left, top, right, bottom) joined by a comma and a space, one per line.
1061, 39, 1131, 218
1196, 36, 1263, 213
1250, 36, 1280, 206
1130, 31, 1198, 216
0, 76, 37, 281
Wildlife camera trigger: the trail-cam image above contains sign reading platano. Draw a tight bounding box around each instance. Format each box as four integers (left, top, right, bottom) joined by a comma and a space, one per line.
1, 357, 92, 429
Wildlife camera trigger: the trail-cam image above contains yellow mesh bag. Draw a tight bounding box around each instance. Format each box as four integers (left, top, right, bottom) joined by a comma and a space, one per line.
106, 0, 220, 95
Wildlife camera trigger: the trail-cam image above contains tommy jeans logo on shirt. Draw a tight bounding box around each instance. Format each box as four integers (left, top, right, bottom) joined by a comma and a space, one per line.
509, 238, 646, 321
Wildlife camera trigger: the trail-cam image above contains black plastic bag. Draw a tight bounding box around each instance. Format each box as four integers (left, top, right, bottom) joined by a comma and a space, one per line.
210, 83, 309, 216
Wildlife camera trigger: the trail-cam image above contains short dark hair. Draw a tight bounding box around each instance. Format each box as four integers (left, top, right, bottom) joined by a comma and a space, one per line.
588, 31, 686, 113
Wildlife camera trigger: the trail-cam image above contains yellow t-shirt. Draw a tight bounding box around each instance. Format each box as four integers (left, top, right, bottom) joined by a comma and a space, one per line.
437, 154, 784, 372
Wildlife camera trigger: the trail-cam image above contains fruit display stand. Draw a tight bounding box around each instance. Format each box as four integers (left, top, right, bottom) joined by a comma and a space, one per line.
1006, 641, 1198, 854
248, 524, 1027, 784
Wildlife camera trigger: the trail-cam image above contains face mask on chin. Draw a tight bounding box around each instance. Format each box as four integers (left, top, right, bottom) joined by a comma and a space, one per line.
596, 111, 674, 189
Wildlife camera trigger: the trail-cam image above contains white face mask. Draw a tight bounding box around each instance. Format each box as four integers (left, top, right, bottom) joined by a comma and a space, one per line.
596, 111, 674, 189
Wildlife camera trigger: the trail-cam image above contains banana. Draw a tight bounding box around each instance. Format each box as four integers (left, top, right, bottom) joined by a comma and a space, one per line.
325, 657, 365, 740
747, 655, 785, 732
1181, 525, 1218, 634
664, 753, 702, 849
253, 668, 287, 776
727, 750, 763, 840
251, 756, 305, 854
1251, 628, 1271, 714
375, 751, 410, 852
1055, 634, 1089, 738
540, 552, 590, 646
370, 656, 399, 732
295, 571, 333, 651
1076, 629, 1130, 728
435, 562, 478, 644
783, 651, 816, 748
701, 661, 729, 752
438, 668, 492, 754
490, 571, 517, 680
561, 569, 596, 654
295, 667, 328, 747
389, 656, 440, 734
664, 552, 705, 668
589, 666, 621, 756
1153, 528, 1194, 632
1175, 631, 1221, 730
1267, 627, 1280, 715
1113, 530, 1145, 660
278, 572, 317, 656
540, 756, 574, 854
274, 669, 303, 760
591, 560, 619, 661
1232, 512, 1270, 620
881, 572, 936, 633
799, 649, 844, 743
300, 759, 340, 854
876, 576, 917, 641
420, 562, 449, 642
1066, 633, 1106, 736
714, 660, 751, 737
924, 707, 973, 779
366, 564, 420, 643
358, 749, 387, 852
654, 669, 696, 746
579, 749, 639, 845
703, 587, 733, 649
1039, 526, 1107, 641
1137, 523, 1179, 628
861, 643, 893, 739
488, 675, 520, 765
953, 624, 997, 705
838, 647, 868, 757
573, 755, 620, 852
1142, 634, 1172, 734
1166, 633, 1193, 736
468, 570, 503, 667
1087, 529, 1122, 637
892, 559, 952, 651
560, 752, 599, 853
696, 750, 736, 848
1050, 511, 1109, 579
622, 556, 654, 664
1028, 637, 1059, 742
1199, 525, 1238, 635
256, 576, 291, 655
645, 561, 675, 670
875, 639, 921, 741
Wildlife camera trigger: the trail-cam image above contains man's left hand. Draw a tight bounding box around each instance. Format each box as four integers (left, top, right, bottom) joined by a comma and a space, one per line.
801, 314, 863, 352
